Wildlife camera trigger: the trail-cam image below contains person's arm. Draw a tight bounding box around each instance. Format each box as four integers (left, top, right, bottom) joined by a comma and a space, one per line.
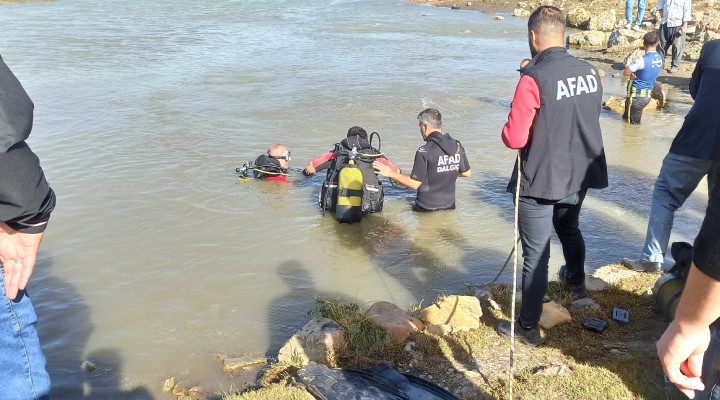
303, 152, 334, 175
624, 56, 644, 78
656, 0, 665, 16
376, 157, 401, 174
688, 44, 705, 99
458, 144, 471, 177
657, 265, 720, 398
681, 0, 691, 34
373, 161, 421, 190
501, 75, 540, 149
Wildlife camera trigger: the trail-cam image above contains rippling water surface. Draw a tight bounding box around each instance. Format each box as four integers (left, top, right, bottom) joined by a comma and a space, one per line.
0, 0, 703, 397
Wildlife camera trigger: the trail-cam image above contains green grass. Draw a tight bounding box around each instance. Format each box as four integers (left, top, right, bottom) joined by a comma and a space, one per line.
228, 271, 686, 400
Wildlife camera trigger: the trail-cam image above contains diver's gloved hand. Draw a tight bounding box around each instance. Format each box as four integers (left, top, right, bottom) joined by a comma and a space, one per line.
302, 168, 311, 176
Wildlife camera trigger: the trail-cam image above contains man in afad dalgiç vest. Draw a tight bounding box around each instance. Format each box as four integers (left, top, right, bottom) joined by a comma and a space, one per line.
373, 108, 471, 212
497, 6, 608, 347
623, 31, 663, 124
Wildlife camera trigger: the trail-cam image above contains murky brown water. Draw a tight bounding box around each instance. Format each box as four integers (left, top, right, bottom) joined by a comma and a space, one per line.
0, 0, 703, 397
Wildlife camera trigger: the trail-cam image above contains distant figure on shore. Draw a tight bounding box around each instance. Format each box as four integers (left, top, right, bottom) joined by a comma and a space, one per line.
373, 108, 471, 212
656, 0, 692, 73
623, 31, 663, 124
498, 6, 607, 347
252, 144, 291, 182
622, 39, 720, 274
304, 126, 398, 217
0, 53, 57, 399
625, 0, 646, 30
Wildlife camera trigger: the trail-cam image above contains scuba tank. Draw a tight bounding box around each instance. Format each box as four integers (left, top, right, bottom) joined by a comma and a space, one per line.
335, 147, 363, 224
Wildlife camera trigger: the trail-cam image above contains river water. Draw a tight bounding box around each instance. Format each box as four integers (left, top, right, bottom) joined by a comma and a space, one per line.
0, 0, 705, 397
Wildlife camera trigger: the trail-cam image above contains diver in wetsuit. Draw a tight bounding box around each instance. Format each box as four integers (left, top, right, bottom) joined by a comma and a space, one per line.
251, 144, 291, 182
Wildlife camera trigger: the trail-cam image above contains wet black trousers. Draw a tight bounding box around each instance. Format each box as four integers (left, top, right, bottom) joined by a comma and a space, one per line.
517, 189, 587, 328
623, 96, 651, 124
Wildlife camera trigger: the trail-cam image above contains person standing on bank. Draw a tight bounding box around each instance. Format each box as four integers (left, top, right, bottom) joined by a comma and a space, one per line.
656, 0, 692, 73
625, 0, 647, 31
622, 39, 720, 274
373, 108, 471, 212
496, 6, 608, 347
623, 31, 663, 124
0, 54, 56, 399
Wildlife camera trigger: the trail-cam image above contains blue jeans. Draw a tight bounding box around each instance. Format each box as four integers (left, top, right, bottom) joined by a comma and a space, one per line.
625, 0, 646, 25
0, 269, 51, 400
641, 153, 720, 263
517, 190, 587, 327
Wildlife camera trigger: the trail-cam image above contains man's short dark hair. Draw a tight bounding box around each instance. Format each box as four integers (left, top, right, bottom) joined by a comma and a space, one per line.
528, 6, 565, 37
643, 31, 660, 47
418, 108, 442, 130
347, 126, 368, 140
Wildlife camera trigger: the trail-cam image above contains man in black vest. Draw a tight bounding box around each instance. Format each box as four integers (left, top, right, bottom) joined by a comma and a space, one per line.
373, 108, 471, 212
497, 6, 608, 346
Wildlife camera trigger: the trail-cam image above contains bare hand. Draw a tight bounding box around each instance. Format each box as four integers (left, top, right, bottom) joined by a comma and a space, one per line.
657, 319, 708, 398
0, 223, 44, 300
372, 161, 392, 177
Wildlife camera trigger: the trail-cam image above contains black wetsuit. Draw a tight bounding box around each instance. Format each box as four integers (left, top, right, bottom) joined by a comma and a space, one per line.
410, 132, 470, 211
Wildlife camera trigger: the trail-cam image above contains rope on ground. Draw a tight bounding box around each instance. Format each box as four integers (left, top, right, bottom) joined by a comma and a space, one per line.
509, 151, 521, 400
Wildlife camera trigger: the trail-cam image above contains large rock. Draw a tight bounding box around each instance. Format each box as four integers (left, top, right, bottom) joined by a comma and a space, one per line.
603, 96, 662, 113
513, 7, 531, 17
568, 30, 607, 47
587, 9, 617, 31
365, 301, 424, 343
608, 29, 645, 49
623, 47, 646, 66
567, 7, 591, 29
420, 295, 482, 336
222, 354, 267, 373
539, 301, 572, 329
277, 317, 345, 367
697, 11, 720, 32
704, 30, 720, 43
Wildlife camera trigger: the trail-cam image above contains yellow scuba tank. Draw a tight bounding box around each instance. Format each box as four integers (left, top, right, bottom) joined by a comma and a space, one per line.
335, 148, 363, 224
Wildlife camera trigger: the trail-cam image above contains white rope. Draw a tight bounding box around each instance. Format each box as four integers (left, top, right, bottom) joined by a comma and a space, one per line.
509, 151, 522, 400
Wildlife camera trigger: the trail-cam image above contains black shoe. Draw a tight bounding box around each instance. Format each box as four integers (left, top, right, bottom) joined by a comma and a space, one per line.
621, 258, 662, 273
497, 320, 544, 347
559, 265, 587, 300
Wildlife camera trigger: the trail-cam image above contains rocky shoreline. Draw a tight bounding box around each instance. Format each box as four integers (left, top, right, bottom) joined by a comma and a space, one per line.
419, 0, 719, 83
159, 265, 675, 400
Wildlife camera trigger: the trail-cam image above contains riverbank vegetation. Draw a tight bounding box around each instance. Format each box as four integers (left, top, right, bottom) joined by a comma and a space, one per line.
222, 267, 683, 400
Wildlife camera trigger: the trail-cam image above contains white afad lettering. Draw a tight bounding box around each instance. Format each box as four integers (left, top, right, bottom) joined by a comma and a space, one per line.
437, 154, 461, 173
556, 73, 599, 100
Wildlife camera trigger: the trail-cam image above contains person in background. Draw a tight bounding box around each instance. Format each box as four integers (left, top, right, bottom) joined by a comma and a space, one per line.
625, 0, 646, 31
0, 53, 57, 400
497, 6, 608, 347
622, 39, 720, 274
656, 0, 692, 73
623, 31, 663, 124
252, 144, 291, 182
373, 108, 471, 212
